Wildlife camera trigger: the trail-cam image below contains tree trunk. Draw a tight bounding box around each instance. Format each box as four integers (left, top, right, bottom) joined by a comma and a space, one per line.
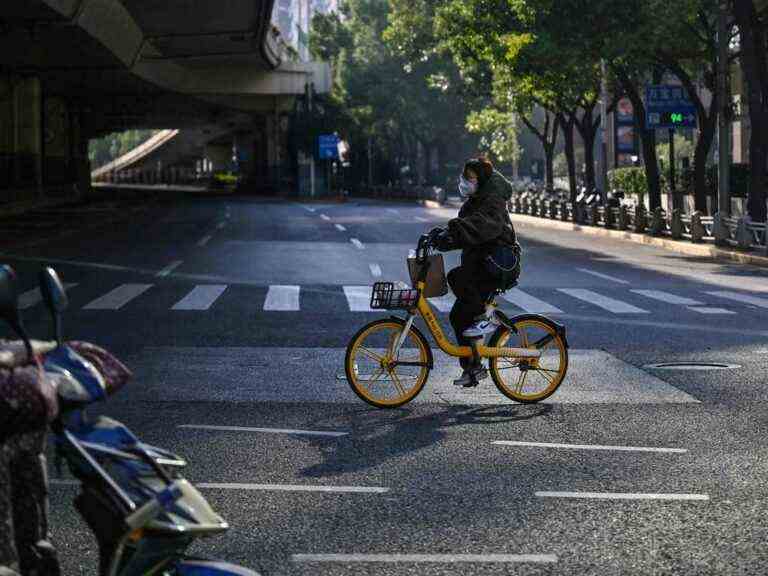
573, 103, 599, 192
615, 66, 661, 209
562, 114, 578, 201
693, 114, 716, 212
734, 0, 768, 222
519, 108, 560, 191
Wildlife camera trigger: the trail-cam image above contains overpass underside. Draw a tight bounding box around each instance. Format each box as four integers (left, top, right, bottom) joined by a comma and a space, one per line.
0, 1, 329, 208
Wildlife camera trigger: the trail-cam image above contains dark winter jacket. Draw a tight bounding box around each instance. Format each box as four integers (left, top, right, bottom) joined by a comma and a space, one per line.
447, 170, 519, 270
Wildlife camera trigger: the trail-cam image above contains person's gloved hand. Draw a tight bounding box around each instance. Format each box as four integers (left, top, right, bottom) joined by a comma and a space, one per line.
433, 230, 455, 252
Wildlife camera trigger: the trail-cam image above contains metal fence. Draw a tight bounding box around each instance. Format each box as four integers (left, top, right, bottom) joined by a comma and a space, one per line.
509, 192, 767, 255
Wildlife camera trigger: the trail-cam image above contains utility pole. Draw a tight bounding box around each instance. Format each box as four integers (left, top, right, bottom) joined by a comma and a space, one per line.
716, 1, 731, 220
598, 59, 609, 202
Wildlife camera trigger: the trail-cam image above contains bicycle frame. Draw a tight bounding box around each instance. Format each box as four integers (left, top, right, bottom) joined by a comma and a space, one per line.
391, 232, 541, 362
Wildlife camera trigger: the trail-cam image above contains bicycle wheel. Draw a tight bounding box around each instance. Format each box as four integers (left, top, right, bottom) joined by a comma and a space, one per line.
345, 318, 431, 408
488, 317, 568, 403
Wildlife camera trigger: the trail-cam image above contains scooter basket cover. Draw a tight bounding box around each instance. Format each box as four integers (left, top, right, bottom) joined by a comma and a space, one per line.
67, 341, 132, 397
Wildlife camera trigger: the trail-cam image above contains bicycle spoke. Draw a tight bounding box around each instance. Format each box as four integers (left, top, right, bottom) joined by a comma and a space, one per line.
390, 370, 407, 396
532, 369, 555, 386
358, 347, 383, 363
367, 367, 386, 385
515, 371, 528, 394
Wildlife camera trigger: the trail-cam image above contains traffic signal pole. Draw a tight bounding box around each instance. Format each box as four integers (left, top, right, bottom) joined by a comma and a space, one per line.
717, 1, 730, 220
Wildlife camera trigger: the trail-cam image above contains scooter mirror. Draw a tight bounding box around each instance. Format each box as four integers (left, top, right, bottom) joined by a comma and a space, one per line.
39, 267, 67, 344
0, 264, 33, 360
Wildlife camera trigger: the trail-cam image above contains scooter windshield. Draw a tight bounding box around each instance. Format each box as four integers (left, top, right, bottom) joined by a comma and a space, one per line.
44, 345, 107, 403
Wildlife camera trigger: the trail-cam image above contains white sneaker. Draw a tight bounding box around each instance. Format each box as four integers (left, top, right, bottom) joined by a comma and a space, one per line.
462, 317, 499, 339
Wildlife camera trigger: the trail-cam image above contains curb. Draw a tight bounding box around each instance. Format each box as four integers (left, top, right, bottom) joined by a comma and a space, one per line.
511, 213, 768, 269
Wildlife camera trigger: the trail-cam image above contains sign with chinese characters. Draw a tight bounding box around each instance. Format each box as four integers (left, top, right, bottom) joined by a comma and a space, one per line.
645, 85, 697, 129
318, 134, 340, 159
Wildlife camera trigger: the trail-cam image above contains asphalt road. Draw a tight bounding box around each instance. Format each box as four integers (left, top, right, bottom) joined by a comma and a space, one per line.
3, 193, 768, 575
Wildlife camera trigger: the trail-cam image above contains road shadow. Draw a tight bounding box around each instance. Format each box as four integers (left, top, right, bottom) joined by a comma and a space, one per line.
299, 403, 552, 478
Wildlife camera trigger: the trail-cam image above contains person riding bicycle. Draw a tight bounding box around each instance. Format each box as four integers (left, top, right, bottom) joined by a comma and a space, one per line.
432, 157, 520, 387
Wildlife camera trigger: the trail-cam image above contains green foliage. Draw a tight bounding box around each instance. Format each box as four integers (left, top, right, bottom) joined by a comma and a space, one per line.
655, 134, 696, 170
465, 109, 520, 164
88, 129, 159, 169
608, 167, 651, 197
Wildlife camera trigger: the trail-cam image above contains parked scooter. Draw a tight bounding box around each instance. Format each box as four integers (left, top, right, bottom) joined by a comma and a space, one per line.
0, 265, 260, 576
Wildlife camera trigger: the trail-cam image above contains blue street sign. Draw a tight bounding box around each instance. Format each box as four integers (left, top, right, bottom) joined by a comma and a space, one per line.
645, 85, 697, 129
318, 134, 340, 159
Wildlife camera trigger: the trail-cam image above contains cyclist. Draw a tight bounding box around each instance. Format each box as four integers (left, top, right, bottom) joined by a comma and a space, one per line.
432, 157, 520, 387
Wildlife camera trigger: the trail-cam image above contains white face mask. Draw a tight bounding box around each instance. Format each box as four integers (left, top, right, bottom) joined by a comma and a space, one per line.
458, 174, 477, 198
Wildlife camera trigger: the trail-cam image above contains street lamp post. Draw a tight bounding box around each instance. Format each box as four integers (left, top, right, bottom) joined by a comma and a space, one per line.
716, 1, 731, 224
599, 59, 609, 203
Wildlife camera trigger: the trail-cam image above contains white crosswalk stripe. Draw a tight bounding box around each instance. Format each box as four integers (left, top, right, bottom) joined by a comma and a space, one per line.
429, 294, 456, 312
19, 283, 78, 310
631, 289, 703, 306
172, 285, 228, 310
343, 286, 374, 312
706, 290, 768, 309
264, 285, 300, 311
558, 288, 650, 314
501, 288, 564, 314
83, 284, 153, 310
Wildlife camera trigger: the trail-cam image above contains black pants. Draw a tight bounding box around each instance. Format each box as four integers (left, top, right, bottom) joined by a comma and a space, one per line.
447, 264, 498, 369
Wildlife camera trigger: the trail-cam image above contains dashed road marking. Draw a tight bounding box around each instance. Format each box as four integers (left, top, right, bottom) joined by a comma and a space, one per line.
83, 284, 153, 310
344, 286, 374, 311
197, 234, 213, 247
631, 289, 702, 306
171, 285, 227, 310
19, 283, 78, 310
501, 288, 564, 314
320, 214, 331, 221
414, 216, 429, 222
689, 307, 735, 315
351, 238, 365, 249
157, 260, 183, 277
292, 554, 557, 564
369, 264, 382, 277
335, 224, 347, 232
536, 491, 708, 501
558, 288, 649, 314
264, 285, 300, 311
707, 290, 768, 309
577, 268, 630, 284
178, 424, 348, 437
493, 441, 687, 453
196, 483, 388, 494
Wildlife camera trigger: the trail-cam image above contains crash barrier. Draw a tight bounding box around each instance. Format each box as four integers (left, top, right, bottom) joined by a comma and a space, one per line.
354, 185, 446, 204
509, 191, 767, 255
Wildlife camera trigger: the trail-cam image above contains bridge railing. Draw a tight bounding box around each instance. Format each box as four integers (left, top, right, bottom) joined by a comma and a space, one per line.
507, 192, 767, 256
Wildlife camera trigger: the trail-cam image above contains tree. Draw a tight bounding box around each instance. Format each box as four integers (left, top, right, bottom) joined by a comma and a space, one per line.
731, 0, 768, 221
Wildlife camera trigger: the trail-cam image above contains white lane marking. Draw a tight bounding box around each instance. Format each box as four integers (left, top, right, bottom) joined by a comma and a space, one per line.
171, 285, 227, 310
83, 284, 153, 310
320, 214, 331, 221
706, 290, 768, 309
414, 216, 429, 222
501, 288, 564, 314
292, 554, 557, 564
351, 238, 365, 250
558, 289, 649, 314
157, 260, 183, 277
493, 441, 687, 454
196, 483, 388, 494
300, 204, 316, 212
429, 294, 456, 312
386, 208, 400, 214
577, 268, 630, 284
334, 224, 347, 232
369, 264, 382, 277
536, 491, 708, 501
216, 221, 226, 230
264, 285, 300, 311
631, 289, 703, 306
197, 234, 213, 247
689, 307, 735, 315
178, 424, 348, 437
19, 283, 77, 310
344, 286, 374, 312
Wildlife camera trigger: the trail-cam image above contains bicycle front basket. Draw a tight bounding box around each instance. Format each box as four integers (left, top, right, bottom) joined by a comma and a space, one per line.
407, 254, 448, 298
370, 282, 419, 310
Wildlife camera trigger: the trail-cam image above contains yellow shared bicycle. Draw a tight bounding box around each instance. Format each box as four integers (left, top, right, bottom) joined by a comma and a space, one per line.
345, 232, 569, 408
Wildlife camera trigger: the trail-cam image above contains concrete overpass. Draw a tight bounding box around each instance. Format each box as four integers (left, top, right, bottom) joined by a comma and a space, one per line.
0, 1, 330, 207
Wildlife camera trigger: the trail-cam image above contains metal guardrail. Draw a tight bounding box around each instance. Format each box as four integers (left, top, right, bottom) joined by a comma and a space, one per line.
508, 192, 767, 255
